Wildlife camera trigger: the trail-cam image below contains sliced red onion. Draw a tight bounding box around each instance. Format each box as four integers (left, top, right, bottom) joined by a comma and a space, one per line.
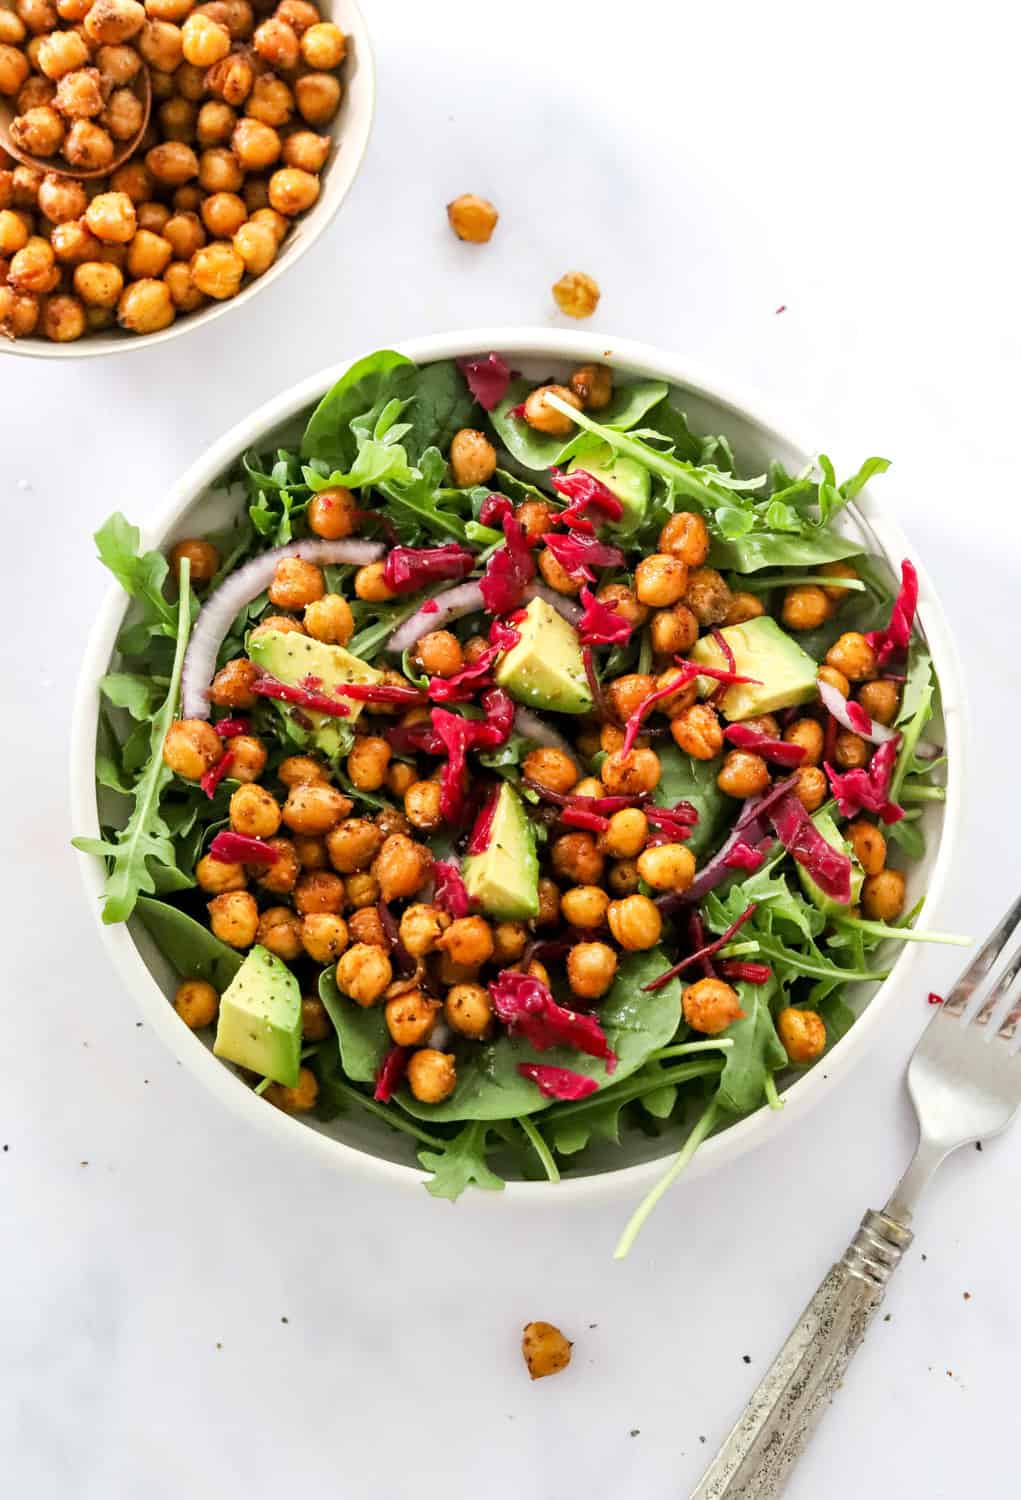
817, 677, 897, 744
426, 1019, 452, 1050
522, 580, 583, 625
180, 537, 384, 720
386, 580, 486, 654
512, 706, 573, 754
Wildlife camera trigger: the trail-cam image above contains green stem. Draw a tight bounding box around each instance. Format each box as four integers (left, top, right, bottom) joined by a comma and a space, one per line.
549, 1059, 724, 1124
899, 785, 946, 804
646, 1040, 735, 1063
833, 917, 970, 947
764, 1074, 783, 1112
324, 1076, 445, 1149
889, 676, 933, 805
518, 1116, 560, 1184
614, 1099, 721, 1259
719, 939, 761, 958
753, 937, 889, 983
253, 1077, 271, 1096
734, 574, 865, 594
637, 627, 653, 676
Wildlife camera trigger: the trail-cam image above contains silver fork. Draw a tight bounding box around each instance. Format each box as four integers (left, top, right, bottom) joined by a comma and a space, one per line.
691, 894, 1021, 1499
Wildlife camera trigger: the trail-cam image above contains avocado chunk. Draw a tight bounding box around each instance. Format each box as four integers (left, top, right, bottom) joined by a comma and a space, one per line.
463, 783, 540, 920
213, 944, 302, 1086
248, 628, 381, 757
689, 616, 818, 721
798, 810, 864, 915
567, 441, 650, 535
494, 596, 592, 714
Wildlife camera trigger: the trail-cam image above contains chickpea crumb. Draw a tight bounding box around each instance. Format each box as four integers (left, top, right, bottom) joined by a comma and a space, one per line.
522, 1321, 572, 1380
552, 270, 600, 319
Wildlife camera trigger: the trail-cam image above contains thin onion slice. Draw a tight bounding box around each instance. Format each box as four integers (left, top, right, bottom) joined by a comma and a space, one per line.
512, 706, 573, 754
180, 537, 384, 720
523, 580, 583, 625
817, 677, 897, 745
387, 580, 486, 655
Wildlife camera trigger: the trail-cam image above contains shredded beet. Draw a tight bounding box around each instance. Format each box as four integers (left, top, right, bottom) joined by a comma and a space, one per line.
466, 790, 499, 855
456, 352, 512, 411
560, 806, 610, 833
719, 960, 773, 984
549, 466, 624, 527
928, 992, 944, 1005
335, 681, 426, 704
252, 673, 352, 717
710, 626, 737, 675
213, 716, 250, 739
300, 673, 323, 689
420, 598, 439, 615
208, 830, 279, 865
722, 840, 767, 873
383, 543, 476, 595
433, 859, 471, 917
471, 688, 515, 748
824, 737, 904, 824
675, 654, 761, 689
646, 803, 699, 840
374, 1045, 410, 1103
823, 710, 838, 766
621, 677, 692, 757
543, 531, 626, 583
866, 559, 918, 667
427, 645, 499, 703
846, 700, 874, 736
385, 719, 443, 756
688, 910, 716, 979
200, 747, 235, 798
644, 905, 759, 992
724, 724, 807, 768
769, 792, 852, 902
479, 512, 536, 614
489, 615, 522, 652
516, 1063, 599, 1101
582, 644, 608, 721
521, 781, 642, 815
432, 708, 473, 823
489, 970, 617, 1068
479, 494, 513, 528
576, 585, 633, 647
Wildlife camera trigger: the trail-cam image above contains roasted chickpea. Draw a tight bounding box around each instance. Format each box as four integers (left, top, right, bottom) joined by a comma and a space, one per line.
818, 560, 859, 602
306, 486, 355, 540
572, 776, 605, 799
291, 833, 326, 870
777, 1007, 826, 1064
96, 42, 141, 85
489, 921, 526, 965
438, 427, 498, 491
206, 659, 261, 713
781, 585, 829, 631
278, 129, 327, 175
10, 162, 42, 203
343, 737, 388, 794
249, 836, 297, 895
296, 994, 331, 1042
82, 195, 134, 252
845, 818, 886, 877
594, 582, 649, 630
550, 831, 604, 886
446, 191, 497, 243
637, 842, 696, 893
145, 0, 192, 18
607, 893, 662, 951
552, 269, 600, 318
353, 560, 395, 602
783, 717, 824, 766
0, 208, 27, 254
407, 1049, 456, 1103
11, 105, 65, 158
519, 747, 576, 798
248, 70, 295, 126
252, 14, 297, 66
143, 139, 197, 185
0, 284, 39, 334
157, 95, 195, 143
341, 909, 381, 949
723, 591, 766, 627
208, 889, 259, 947
163, 209, 204, 258
171, 182, 202, 212
227, 782, 279, 840
393, 904, 444, 960
793, 765, 827, 812
635, 553, 689, 608
300, 912, 348, 964
292, 870, 344, 916
223, 734, 265, 783
294, 16, 340, 66
173, 59, 206, 99
199, 190, 244, 238
124, 227, 172, 278
717, 750, 770, 799
263, 1066, 318, 1113
826, 631, 877, 682
267, 164, 318, 215
650, 668, 696, 719
373, 833, 431, 903
380, 764, 413, 804
684, 567, 732, 626
40, 294, 86, 343
275, 0, 318, 33
5, 237, 60, 295
195, 852, 246, 893
557, 887, 607, 934
564, 941, 615, 1000
11, 77, 47, 117
833, 731, 868, 770
210, 0, 252, 37
601, 747, 661, 797
566, 361, 611, 410
51, 66, 103, 122
649, 602, 699, 656
605, 858, 639, 896
818, 663, 851, 699
288, 597, 352, 654
535, 546, 580, 597
858, 678, 900, 726
174, 977, 219, 1028
597, 808, 647, 861
162, 717, 222, 779
48, 219, 98, 263
656, 512, 707, 567
535, 876, 561, 927
160, 257, 199, 307
195, 145, 241, 193
683, 977, 744, 1035
410, 629, 461, 679
862, 868, 906, 922
273, 758, 324, 793
226, 118, 277, 177
206, 51, 253, 106
522, 1321, 572, 1380
384, 990, 440, 1048
395, 779, 438, 832
281, 781, 348, 836
522, 383, 581, 436
670, 702, 723, 761
603, 673, 652, 728
34, 173, 81, 227
334, 941, 391, 1006
436, 982, 489, 1041
118, 276, 174, 333
180, 9, 230, 63
0, 11, 25, 43
254, 905, 301, 960
84, 0, 145, 43
324, 818, 382, 875
438, 915, 493, 968
189, 239, 243, 298
38, 29, 89, 79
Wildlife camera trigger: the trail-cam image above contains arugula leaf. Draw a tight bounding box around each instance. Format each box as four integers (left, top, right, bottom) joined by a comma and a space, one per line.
135, 897, 244, 990
715, 979, 786, 1116
418, 1121, 506, 1200
488, 378, 669, 470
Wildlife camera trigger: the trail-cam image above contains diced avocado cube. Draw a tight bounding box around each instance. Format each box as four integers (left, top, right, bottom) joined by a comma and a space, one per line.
689, 616, 818, 721
798, 810, 864, 915
463, 783, 540, 919
213, 945, 302, 1086
494, 596, 592, 715
248, 628, 381, 757
567, 442, 650, 535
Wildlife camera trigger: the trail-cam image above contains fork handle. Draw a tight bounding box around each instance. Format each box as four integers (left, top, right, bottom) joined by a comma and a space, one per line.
690, 1209, 913, 1499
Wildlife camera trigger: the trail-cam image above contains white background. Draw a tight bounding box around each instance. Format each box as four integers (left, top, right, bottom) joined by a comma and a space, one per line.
3, 1, 1019, 1496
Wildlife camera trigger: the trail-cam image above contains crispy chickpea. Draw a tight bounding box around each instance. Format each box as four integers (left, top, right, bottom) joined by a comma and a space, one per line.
565, 941, 616, 1000
535, 877, 561, 927
491, 921, 527, 964
50, 219, 100, 263
181, 9, 230, 63
0, 285, 39, 334
718, 750, 770, 799
572, 776, 605, 799
297, 995, 331, 1042
608, 893, 662, 951
521, 746, 578, 796
551, 831, 604, 886
229, 117, 279, 173
833, 730, 868, 770
228, 783, 280, 838
255, 905, 302, 960
374, 834, 432, 903
552, 269, 600, 319
275, 756, 325, 790
566, 362, 611, 411
295, 16, 341, 66
292, 833, 327, 869
684, 567, 732, 627
383, 990, 440, 1048
599, 807, 648, 860
335, 942, 392, 1006
683, 977, 744, 1035
83, 191, 136, 246
590, 583, 646, 631
349, 867, 382, 904
345, 736, 389, 793
522, 1321, 572, 1380
124, 227, 172, 278
560, 885, 609, 931
201, 190, 246, 238
158, 95, 195, 141
353, 560, 395, 602
300, 911, 348, 964
605, 673, 653, 727
413, 629, 462, 678
172, 60, 205, 101
292, 869, 344, 915
249, 70, 295, 126
446, 191, 497, 243
35, 175, 85, 227
162, 717, 221, 779
326, 818, 383, 873
537, 546, 581, 597
846, 818, 886, 877
64, 119, 118, 170
205, 52, 254, 108
265, 560, 326, 617
2, 50, 34, 100
146, 140, 199, 185
41, 294, 86, 342
163, 209, 204, 258
858, 678, 900, 726
777, 1007, 826, 1064
84, 0, 145, 43
386, 761, 416, 799
438, 915, 493, 968
96, 42, 141, 85
138, 17, 182, 71
779, 717, 822, 766
207, 889, 259, 947
226, 734, 266, 782
118, 276, 174, 333
268, 164, 318, 215
0, 11, 25, 43
281, 781, 348, 835
635, 553, 689, 608
652, 667, 698, 718
196, 145, 242, 192
10, 162, 42, 202
399, 780, 439, 832
145, 0, 191, 17
459, 636, 488, 668
11, 106, 65, 158
670, 702, 724, 761
0, 208, 27, 254
440, 982, 489, 1040
826, 631, 877, 682
606, 858, 640, 896
38, 29, 89, 79
276, 0, 318, 33
299, 594, 353, 648
174, 977, 218, 1028
601, 747, 661, 797
818, 560, 859, 602
818, 663, 851, 699
657, 512, 708, 567
252, 13, 298, 64
346, 907, 383, 948
407, 1049, 456, 1104
207, 656, 257, 708
437, 428, 498, 492
306, 486, 355, 540
264, 1066, 318, 1113
8, 236, 57, 292
398, 903, 448, 959
599, 724, 625, 756
522, 383, 581, 436
649, 602, 699, 656
279, 129, 328, 175
637, 842, 696, 893
16, 0, 57, 29
190, 239, 244, 298
723, 591, 766, 627
781, 585, 829, 632
862, 868, 906, 922
253, 837, 299, 894
54, 65, 104, 119
168, 537, 220, 586
793, 765, 827, 812
195, 852, 246, 893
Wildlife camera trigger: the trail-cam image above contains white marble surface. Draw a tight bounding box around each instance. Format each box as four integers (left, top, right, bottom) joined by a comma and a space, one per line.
3, 1, 1020, 1495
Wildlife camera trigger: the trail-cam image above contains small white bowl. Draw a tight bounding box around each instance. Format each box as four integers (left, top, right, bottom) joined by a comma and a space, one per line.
71, 329, 966, 1200
2, 0, 374, 362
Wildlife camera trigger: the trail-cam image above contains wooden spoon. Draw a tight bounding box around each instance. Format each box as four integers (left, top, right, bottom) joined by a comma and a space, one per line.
0, 67, 151, 182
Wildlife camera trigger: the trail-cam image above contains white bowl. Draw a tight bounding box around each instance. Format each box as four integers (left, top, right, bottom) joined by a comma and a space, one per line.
71, 329, 966, 1199
2, 0, 374, 362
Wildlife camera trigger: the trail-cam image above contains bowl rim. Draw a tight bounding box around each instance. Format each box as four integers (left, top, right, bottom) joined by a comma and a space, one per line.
0, 0, 376, 362
70, 327, 967, 1202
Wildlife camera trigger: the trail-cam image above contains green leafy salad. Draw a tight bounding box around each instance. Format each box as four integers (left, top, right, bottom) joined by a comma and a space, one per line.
75, 348, 959, 1255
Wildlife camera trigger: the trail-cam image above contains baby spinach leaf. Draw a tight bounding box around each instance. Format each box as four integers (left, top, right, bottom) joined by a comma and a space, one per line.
818, 992, 856, 1048
319, 967, 388, 1083
135, 897, 243, 990
94, 513, 177, 638
715, 978, 786, 1117
301, 349, 418, 471
653, 745, 728, 857
710, 529, 864, 573
487, 378, 669, 470
418, 1121, 506, 1200
401, 359, 477, 462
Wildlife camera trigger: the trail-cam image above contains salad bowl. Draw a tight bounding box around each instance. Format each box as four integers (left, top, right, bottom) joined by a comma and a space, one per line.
71, 328, 965, 1217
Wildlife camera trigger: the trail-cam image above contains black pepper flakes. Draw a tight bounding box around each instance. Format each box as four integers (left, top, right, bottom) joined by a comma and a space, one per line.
742, 1355, 751, 1365
629, 1429, 640, 1438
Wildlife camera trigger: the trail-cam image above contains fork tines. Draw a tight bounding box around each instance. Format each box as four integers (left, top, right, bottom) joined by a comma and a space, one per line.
941, 893, 1021, 1048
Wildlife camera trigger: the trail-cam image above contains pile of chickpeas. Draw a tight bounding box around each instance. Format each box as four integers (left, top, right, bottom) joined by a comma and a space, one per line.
0, 0, 345, 342
159, 361, 910, 1109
